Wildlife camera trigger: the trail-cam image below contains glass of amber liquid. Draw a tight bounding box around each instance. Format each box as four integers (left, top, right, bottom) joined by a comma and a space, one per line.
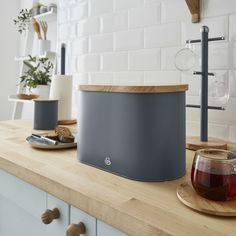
191, 149, 236, 201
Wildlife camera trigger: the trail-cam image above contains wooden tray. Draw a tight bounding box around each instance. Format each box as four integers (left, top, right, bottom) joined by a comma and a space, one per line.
177, 182, 236, 216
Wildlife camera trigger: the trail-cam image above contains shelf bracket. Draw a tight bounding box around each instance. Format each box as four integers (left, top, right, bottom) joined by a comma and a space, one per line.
185, 0, 200, 23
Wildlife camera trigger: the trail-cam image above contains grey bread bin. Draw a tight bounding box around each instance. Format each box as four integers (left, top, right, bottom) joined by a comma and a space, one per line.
78, 85, 188, 182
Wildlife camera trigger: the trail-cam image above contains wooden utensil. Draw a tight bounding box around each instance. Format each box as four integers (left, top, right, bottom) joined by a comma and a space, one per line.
32, 18, 42, 39
39, 20, 48, 40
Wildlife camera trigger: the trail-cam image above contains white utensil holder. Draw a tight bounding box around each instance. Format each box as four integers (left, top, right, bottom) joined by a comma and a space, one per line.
39, 40, 51, 55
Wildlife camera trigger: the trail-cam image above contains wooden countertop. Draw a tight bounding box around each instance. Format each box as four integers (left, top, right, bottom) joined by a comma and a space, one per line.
0, 120, 235, 236
79, 84, 188, 93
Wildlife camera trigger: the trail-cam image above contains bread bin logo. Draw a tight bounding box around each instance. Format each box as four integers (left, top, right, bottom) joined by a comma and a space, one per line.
104, 157, 112, 166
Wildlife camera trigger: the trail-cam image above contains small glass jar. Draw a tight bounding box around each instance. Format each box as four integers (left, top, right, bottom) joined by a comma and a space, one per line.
191, 149, 236, 201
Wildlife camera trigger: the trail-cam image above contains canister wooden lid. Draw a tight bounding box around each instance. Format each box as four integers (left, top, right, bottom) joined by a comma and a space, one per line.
79, 84, 188, 93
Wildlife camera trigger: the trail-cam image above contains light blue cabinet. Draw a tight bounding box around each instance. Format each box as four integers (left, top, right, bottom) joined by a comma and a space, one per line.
0, 170, 47, 236
46, 194, 70, 236
0, 170, 127, 236
97, 220, 127, 236
70, 206, 96, 236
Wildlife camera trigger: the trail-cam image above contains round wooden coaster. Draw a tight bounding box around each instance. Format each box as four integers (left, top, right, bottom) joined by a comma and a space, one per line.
58, 119, 77, 125
186, 136, 227, 151
177, 182, 236, 216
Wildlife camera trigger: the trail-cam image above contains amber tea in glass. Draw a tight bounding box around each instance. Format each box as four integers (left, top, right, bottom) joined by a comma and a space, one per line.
191, 149, 236, 201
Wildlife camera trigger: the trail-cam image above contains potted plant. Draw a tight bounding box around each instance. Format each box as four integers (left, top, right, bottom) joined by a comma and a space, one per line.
19, 55, 54, 99
13, 9, 32, 34
13, 2, 44, 34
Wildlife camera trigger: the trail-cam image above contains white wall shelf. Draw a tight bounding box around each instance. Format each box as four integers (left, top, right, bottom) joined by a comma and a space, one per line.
15, 51, 56, 61
8, 95, 34, 104
33, 8, 57, 22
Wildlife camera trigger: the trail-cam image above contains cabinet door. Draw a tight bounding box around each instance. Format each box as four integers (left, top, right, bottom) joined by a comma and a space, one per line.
97, 220, 127, 236
45, 194, 70, 236
0, 170, 47, 236
70, 206, 96, 236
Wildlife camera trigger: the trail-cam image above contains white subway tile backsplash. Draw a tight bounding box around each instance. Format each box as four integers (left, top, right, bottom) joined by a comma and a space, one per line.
129, 4, 161, 28
229, 14, 236, 41
89, 0, 113, 16
182, 16, 228, 43
58, 0, 236, 142
58, 9, 68, 24
90, 34, 113, 53
229, 70, 236, 98
129, 49, 161, 70
162, 0, 189, 23
161, 46, 182, 70
114, 0, 144, 11
89, 73, 113, 84
113, 72, 144, 84
144, 0, 161, 4
74, 73, 89, 85
187, 96, 236, 125
59, 24, 69, 40
144, 71, 181, 84
101, 12, 128, 33
187, 121, 229, 141
69, 56, 77, 73
70, 38, 88, 56
80, 54, 101, 72
202, 0, 236, 17
208, 123, 229, 140
70, 2, 88, 21
102, 52, 128, 71
79, 17, 100, 37
186, 121, 200, 137
208, 43, 232, 70
145, 23, 181, 48
181, 72, 201, 96
115, 29, 144, 51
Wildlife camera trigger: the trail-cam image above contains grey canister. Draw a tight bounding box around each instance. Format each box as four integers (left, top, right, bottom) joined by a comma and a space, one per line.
78, 85, 188, 182
34, 100, 58, 130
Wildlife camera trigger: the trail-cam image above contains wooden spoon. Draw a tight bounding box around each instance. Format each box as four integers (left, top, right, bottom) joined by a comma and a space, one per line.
39, 21, 48, 40
32, 18, 42, 39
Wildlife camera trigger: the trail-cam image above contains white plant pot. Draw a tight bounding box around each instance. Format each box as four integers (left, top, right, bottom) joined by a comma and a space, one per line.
39, 40, 51, 55
31, 85, 50, 99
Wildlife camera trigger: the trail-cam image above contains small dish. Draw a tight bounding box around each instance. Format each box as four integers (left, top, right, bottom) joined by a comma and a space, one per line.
26, 133, 77, 150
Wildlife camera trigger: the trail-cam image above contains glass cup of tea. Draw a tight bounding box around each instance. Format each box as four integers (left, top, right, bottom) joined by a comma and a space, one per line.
191, 149, 236, 201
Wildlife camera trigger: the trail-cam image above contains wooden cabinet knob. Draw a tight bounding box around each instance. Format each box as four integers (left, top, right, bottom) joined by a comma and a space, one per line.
41, 208, 60, 224
66, 222, 86, 236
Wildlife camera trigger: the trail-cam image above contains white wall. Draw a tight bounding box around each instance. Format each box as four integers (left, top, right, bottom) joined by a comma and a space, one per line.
0, 0, 20, 120
58, 0, 236, 142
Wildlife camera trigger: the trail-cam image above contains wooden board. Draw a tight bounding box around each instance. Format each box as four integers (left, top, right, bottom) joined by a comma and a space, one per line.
177, 182, 236, 216
79, 84, 188, 93
58, 119, 77, 125
186, 136, 227, 151
1, 120, 236, 236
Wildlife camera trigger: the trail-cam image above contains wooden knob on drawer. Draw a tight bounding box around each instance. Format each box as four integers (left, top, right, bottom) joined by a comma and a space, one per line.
41, 208, 60, 224
66, 222, 86, 236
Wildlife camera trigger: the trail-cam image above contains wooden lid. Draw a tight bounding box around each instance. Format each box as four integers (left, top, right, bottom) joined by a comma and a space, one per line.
79, 84, 188, 93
